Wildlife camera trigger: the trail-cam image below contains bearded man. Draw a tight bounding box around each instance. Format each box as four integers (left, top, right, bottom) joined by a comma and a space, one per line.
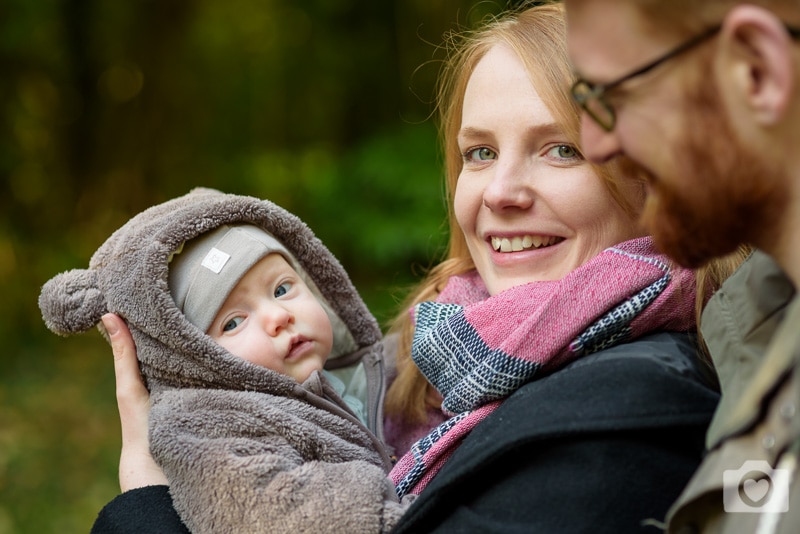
565, 1, 800, 532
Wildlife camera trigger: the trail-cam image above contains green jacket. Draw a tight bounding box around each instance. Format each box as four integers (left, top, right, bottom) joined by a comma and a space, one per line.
667, 250, 800, 534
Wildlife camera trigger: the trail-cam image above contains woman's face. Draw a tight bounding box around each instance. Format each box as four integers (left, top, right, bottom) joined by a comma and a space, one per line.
455, 43, 642, 295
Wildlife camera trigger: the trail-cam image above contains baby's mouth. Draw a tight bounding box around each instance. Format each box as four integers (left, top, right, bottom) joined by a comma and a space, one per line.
287, 336, 311, 359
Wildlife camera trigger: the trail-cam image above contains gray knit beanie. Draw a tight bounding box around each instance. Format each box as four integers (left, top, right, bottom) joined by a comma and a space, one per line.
168, 224, 297, 332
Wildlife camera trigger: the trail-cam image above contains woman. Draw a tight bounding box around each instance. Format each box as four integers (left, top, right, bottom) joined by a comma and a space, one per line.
92, 3, 740, 532
379, 5, 737, 532
383, 0, 649, 455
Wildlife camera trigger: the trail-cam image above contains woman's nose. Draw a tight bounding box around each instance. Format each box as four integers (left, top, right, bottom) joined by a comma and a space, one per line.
481, 158, 534, 212
579, 113, 623, 164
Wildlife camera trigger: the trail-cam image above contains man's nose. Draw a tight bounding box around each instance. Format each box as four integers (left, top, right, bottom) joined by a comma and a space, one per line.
579, 113, 623, 164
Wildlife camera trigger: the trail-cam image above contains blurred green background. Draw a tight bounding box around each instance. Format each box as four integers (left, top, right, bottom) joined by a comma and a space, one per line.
0, 0, 522, 532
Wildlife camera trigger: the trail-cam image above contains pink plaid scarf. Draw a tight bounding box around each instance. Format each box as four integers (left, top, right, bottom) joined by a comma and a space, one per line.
389, 237, 697, 497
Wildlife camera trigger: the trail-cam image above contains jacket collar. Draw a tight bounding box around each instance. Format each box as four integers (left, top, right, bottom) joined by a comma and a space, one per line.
703, 250, 797, 447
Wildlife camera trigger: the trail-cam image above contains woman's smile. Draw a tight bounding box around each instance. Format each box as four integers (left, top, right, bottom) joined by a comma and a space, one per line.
489, 234, 564, 252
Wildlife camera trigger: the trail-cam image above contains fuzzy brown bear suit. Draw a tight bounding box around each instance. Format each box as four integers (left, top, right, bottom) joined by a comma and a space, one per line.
39, 188, 408, 533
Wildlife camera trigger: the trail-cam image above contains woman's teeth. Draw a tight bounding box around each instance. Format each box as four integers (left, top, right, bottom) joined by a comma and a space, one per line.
491, 235, 560, 252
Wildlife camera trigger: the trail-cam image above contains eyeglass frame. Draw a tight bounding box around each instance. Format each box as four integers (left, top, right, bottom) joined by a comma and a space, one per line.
571, 24, 800, 132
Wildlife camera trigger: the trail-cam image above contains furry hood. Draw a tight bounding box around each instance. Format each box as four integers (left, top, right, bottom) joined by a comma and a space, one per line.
38, 187, 382, 397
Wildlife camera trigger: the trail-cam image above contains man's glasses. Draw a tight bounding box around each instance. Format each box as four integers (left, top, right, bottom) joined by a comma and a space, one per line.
571, 24, 800, 132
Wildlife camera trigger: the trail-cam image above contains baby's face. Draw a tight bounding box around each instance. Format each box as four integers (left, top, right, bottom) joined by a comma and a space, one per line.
206, 254, 333, 383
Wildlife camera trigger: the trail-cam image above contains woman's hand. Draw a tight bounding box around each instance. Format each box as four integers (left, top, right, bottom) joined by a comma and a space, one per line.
102, 313, 169, 491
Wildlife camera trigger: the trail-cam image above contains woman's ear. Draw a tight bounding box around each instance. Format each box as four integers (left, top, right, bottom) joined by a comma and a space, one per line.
717, 5, 795, 125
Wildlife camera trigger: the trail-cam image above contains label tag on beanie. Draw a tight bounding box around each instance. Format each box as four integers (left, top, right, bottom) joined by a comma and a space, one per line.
201, 248, 230, 274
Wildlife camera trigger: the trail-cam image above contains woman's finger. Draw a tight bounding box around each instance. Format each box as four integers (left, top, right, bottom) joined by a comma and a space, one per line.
101, 313, 168, 490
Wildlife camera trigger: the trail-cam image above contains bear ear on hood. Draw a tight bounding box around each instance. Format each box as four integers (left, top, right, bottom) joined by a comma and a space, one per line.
39, 268, 108, 336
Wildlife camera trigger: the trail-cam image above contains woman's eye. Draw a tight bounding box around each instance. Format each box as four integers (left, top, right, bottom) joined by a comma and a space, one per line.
222, 316, 244, 332
547, 144, 582, 161
463, 146, 497, 163
274, 282, 292, 298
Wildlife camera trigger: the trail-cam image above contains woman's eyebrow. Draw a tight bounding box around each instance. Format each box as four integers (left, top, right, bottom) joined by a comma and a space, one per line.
458, 122, 564, 143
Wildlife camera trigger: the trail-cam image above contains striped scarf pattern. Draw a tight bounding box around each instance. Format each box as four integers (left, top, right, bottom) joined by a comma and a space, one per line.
389, 237, 697, 497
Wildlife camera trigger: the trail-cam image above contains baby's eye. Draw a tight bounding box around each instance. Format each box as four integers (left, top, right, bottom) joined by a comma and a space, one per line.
463, 146, 497, 163
222, 316, 244, 332
274, 282, 292, 298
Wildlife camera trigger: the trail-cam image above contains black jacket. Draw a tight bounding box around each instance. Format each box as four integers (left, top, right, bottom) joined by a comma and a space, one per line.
391, 332, 719, 533
92, 332, 719, 533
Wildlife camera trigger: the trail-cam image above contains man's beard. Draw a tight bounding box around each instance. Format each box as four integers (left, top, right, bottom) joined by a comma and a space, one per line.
638, 77, 787, 268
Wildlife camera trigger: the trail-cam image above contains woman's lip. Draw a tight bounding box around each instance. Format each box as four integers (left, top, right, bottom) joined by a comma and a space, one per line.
487, 234, 565, 252
486, 235, 565, 266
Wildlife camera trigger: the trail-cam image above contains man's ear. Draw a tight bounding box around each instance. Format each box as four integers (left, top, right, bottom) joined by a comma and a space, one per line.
717, 5, 795, 125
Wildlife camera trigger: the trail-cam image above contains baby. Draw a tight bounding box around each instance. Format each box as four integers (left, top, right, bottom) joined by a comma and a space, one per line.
168, 223, 365, 419
39, 188, 409, 534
